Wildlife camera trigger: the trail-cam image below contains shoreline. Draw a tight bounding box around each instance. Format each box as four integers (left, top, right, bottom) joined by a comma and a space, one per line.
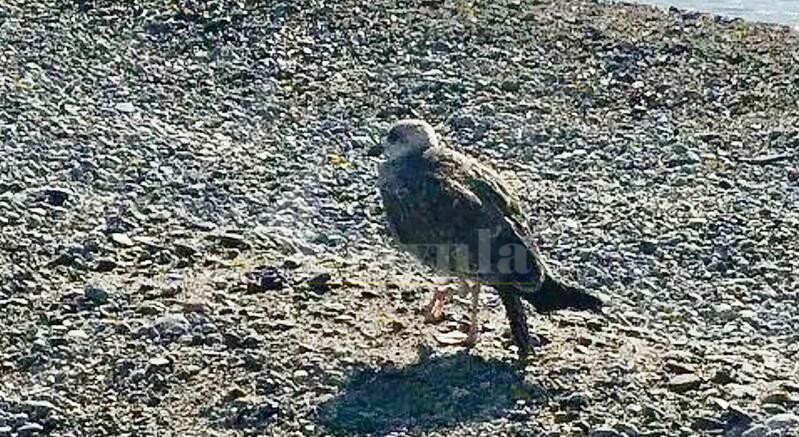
622, 0, 799, 28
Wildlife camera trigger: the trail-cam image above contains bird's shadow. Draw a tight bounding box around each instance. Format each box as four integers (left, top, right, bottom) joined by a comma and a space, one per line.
316, 350, 547, 435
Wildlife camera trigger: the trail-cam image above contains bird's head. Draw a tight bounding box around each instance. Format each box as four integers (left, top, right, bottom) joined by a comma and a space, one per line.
384, 119, 439, 160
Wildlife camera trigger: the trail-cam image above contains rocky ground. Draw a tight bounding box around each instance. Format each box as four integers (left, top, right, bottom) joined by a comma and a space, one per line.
1, 0, 799, 435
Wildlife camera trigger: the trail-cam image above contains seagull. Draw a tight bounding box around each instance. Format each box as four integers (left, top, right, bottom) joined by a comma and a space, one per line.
378, 119, 603, 356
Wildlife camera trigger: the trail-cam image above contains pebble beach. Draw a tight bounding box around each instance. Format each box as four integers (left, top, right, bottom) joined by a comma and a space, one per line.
1, 0, 799, 435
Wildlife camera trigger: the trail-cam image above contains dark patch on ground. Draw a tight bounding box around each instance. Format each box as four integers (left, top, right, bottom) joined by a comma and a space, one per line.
318, 351, 546, 435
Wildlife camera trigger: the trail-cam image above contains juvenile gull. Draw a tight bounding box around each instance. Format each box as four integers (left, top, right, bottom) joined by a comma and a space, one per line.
378, 119, 603, 355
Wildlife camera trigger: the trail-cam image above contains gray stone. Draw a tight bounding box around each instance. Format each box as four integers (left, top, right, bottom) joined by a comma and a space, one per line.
17, 422, 44, 435
765, 413, 799, 431
83, 285, 109, 305
151, 314, 190, 337
41, 187, 71, 207
741, 424, 767, 437
667, 373, 702, 393
114, 102, 136, 113
589, 427, 621, 437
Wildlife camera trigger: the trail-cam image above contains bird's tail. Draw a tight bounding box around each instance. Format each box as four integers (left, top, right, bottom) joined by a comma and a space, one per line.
520, 275, 604, 314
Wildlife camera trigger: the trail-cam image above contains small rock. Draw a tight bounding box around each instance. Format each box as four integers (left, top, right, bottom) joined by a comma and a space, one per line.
765, 413, 799, 431
434, 331, 468, 345
386, 319, 405, 333
588, 427, 621, 437
692, 416, 724, 431
181, 299, 209, 314
173, 242, 197, 259
724, 405, 754, 427
223, 386, 247, 402
247, 267, 285, 292
306, 272, 332, 293
501, 79, 521, 92
66, 329, 89, 340
151, 314, 189, 337
137, 301, 166, 315
17, 423, 44, 435
282, 256, 303, 269
214, 232, 251, 250
222, 396, 279, 428
640, 239, 658, 255
559, 392, 590, 409
762, 390, 799, 406
115, 102, 136, 113
84, 285, 109, 305
110, 233, 135, 247
712, 303, 736, 320
360, 289, 380, 298
41, 187, 71, 206
21, 399, 56, 410
148, 356, 171, 367
668, 373, 702, 393
711, 368, 735, 384
613, 423, 641, 436
665, 361, 695, 374
739, 309, 757, 321
741, 424, 767, 437
94, 257, 118, 272
553, 411, 577, 424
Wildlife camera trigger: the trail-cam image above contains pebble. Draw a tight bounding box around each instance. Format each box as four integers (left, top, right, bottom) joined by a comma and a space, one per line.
762, 391, 798, 406
765, 413, 799, 431
17, 423, 44, 435
83, 285, 109, 305
148, 356, 171, 368
115, 102, 136, 113
110, 233, 135, 248
667, 374, 702, 393
94, 257, 118, 272
137, 302, 166, 316
247, 267, 285, 292
213, 233, 251, 250
692, 416, 724, 431
66, 329, 89, 340
41, 187, 71, 207
588, 427, 621, 437
151, 314, 190, 337
741, 425, 768, 437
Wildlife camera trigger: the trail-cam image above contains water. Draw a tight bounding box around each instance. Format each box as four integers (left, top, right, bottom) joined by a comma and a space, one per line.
633, 0, 799, 26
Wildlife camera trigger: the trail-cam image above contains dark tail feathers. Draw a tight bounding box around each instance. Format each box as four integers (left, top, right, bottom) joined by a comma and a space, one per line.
521, 276, 604, 314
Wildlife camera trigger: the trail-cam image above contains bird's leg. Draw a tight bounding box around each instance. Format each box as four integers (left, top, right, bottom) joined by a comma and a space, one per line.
460, 281, 480, 348
498, 290, 533, 358
423, 286, 449, 324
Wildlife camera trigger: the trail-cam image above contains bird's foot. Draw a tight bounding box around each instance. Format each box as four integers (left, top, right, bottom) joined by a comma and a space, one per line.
514, 333, 548, 360
423, 287, 449, 324
459, 323, 479, 348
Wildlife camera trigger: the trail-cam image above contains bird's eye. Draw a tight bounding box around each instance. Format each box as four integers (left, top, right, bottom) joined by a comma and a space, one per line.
387, 130, 400, 143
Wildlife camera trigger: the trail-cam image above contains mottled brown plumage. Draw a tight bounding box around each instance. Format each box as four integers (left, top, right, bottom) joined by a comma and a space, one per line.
379, 119, 602, 355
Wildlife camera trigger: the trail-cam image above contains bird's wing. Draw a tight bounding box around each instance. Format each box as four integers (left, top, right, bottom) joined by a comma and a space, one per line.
430, 147, 526, 229
466, 163, 524, 220
427, 147, 546, 283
